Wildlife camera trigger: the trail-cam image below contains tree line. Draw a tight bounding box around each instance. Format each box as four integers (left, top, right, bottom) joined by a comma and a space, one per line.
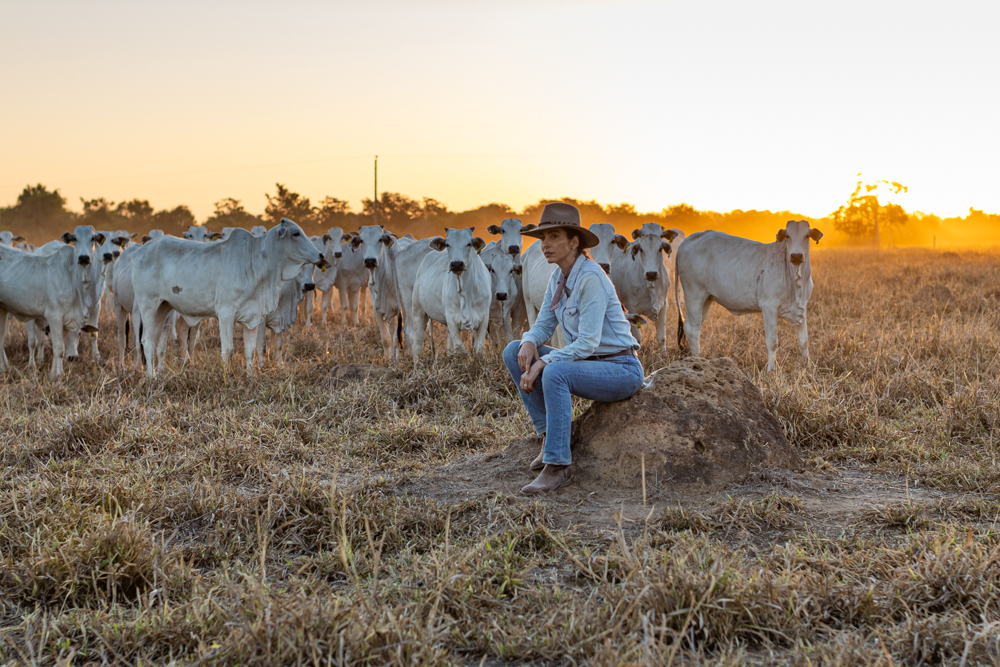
2, 181, 997, 248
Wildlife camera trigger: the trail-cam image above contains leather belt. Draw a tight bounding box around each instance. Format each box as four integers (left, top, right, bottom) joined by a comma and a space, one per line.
583, 348, 637, 361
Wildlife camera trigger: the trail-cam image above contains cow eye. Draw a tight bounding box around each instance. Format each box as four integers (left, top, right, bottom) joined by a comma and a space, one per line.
293, 232, 301, 237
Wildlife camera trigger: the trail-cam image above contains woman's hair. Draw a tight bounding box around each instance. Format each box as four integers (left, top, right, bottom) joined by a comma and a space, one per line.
564, 229, 592, 260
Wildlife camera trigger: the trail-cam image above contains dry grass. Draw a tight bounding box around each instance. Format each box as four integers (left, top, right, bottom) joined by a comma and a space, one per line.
2, 247, 1000, 665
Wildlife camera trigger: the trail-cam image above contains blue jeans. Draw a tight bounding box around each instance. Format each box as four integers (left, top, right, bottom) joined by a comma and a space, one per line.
503, 340, 644, 466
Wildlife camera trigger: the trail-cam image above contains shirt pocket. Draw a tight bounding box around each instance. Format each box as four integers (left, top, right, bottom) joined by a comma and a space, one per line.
561, 302, 581, 340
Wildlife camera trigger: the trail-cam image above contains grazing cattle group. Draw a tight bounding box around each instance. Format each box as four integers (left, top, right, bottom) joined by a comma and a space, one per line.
0, 215, 823, 377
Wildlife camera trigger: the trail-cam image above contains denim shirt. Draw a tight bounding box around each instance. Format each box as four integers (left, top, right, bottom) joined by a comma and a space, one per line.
521, 254, 640, 364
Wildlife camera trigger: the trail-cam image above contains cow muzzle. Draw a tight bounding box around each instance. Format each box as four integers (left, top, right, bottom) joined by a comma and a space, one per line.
645, 270, 658, 281
303, 283, 316, 292
790, 253, 804, 266
334, 251, 343, 259
78, 256, 91, 266
364, 257, 378, 269
103, 252, 113, 263
599, 263, 610, 273
508, 245, 520, 256
496, 292, 508, 301
450, 261, 466, 273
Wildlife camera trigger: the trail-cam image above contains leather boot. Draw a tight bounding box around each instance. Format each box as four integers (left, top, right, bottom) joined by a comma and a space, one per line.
521, 464, 571, 495
529, 443, 546, 471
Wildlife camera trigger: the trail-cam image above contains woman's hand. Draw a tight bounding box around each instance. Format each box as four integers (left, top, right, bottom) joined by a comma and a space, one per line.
520, 359, 546, 394
517, 341, 540, 373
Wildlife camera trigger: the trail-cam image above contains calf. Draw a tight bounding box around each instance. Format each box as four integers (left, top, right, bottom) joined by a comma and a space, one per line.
479, 243, 519, 346
676, 220, 822, 372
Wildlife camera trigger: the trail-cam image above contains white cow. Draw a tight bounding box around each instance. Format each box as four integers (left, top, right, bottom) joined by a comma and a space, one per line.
131, 218, 325, 376
610, 223, 674, 351
254, 263, 315, 367
351, 227, 433, 360
60, 226, 107, 361
183, 225, 223, 243
0, 244, 97, 377
312, 228, 369, 326
408, 228, 490, 359
97, 231, 131, 315
112, 244, 143, 367
521, 241, 566, 348
486, 218, 531, 335
141, 230, 165, 243
0, 231, 25, 247
479, 243, 519, 345
251, 225, 267, 237
676, 220, 823, 372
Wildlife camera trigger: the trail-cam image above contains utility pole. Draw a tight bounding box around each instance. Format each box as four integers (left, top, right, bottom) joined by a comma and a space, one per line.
374, 155, 379, 227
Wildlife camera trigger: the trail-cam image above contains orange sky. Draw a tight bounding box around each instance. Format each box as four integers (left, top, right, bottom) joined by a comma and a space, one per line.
2, 1, 998, 221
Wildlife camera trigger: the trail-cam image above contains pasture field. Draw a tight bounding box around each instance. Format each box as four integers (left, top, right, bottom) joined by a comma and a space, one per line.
3, 247, 1000, 666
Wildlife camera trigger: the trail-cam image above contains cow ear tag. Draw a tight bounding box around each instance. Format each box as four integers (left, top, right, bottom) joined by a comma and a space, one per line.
320, 266, 327, 273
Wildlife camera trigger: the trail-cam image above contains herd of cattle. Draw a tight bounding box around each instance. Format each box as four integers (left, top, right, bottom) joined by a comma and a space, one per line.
0, 217, 823, 378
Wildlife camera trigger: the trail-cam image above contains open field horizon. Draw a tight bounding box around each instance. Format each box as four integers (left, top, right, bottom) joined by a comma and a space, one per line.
3, 247, 1000, 664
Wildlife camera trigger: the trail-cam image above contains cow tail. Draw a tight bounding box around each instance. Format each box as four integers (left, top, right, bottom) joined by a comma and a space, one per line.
675, 258, 686, 349
138, 318, 147, 368
125, 317, 130, 345
396, 315, 403, 349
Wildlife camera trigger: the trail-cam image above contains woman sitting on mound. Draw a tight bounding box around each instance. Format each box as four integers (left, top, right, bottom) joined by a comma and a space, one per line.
504, 202, 644, 495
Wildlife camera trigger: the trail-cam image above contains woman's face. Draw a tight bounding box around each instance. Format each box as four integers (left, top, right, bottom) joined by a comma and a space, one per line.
540, 229, 579, 266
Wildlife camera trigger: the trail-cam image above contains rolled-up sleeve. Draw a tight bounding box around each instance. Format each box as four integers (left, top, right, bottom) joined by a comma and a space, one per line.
520, 276, 558, 349
539, 273, 606, 364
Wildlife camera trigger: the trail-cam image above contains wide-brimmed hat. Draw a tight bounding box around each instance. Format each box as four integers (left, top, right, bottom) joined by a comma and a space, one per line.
521, 202, 600, 249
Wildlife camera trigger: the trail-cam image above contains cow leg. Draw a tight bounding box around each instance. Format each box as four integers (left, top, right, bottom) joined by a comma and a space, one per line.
359, 284, 369, 320
304, 291, 313, 328
24, 319, 37, 369
473, 319, 489, 354
348, 289, 361, 327
445, 316, 467, 356
89, 331, 100, 361
408, 309, 429, 362
139, 302, 171, 377
65, 330, 81, 362
242, 324, 258, 375
0, 310, 9, 372
656, 304, 668, 352
186, 321, 202, 363
116, 304, 129, 367
796, 314, 810, 362
218, 314, 236, 368
762, 306, 779, 373
254, 325, 266, 368
683, 292, 710, 358
47, 317, 66, 378
275, 332, 284, 368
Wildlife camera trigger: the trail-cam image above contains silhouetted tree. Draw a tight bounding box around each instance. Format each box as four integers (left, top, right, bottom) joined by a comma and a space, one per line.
832, 178, 908, 247
152, 205, 196, 231
315, 196, 354, 231
0, 184, 76, 234
204, 198, 263, 229
264, 183, 315, 227
361, 192, 424, 231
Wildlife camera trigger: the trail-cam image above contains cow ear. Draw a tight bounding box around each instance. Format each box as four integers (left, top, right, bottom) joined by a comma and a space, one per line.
662, 229, 679, 242
94, 232, 106, 245
513, 264, 522, 276
809, 228, 824, 244
322, 234, 331, 243
112, 237, 129, 247
380, 234, 395, 247
350, 236, 363, 249
183, 232, 191, 239
630, 244, 640, 258
342, 233, 352, 243
520, 223, 536, 233
612, 234, 630, 250
429, 236, 447, 251
141, 235, 152, 243
631, 229, 642, 240
660, 240, 673, 256
776, 229, 789, 242
472, 237, 486, 252
278, 227, 288, 239
487, 224, 501, 235
209, 232, 223, 240
13, 236, 25, 243
61, 232, 75, 244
